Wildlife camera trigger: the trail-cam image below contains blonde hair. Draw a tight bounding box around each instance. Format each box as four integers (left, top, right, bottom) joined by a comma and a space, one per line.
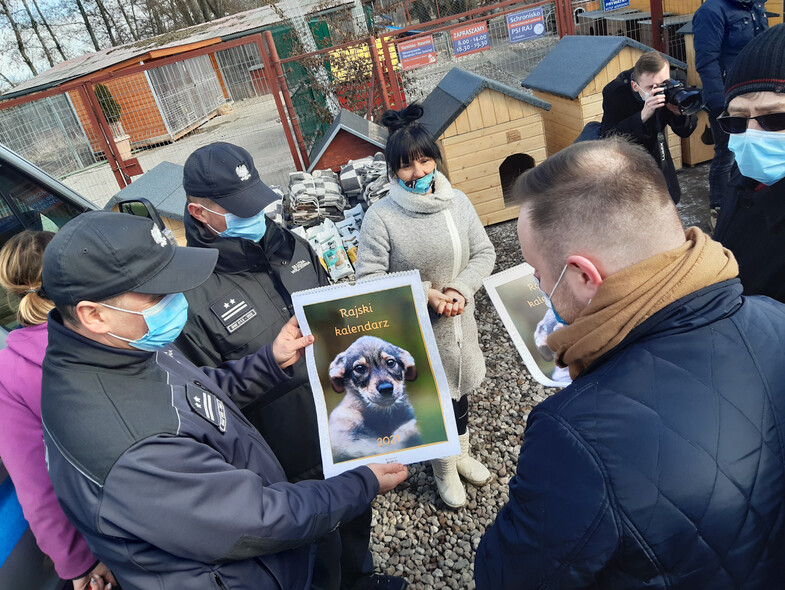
0, 231, 55, 327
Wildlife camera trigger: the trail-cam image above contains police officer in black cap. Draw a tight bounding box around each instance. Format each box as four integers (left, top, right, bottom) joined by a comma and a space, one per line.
40, 211, 407, 590
177, 142, 406, 590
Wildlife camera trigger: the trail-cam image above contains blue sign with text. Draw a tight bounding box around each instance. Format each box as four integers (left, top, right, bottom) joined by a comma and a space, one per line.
506, 8, 546, 44
603, 0, 631, 11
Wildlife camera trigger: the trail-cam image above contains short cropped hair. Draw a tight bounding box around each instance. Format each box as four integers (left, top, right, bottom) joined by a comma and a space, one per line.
632, 51, 668, 82
514, 136, 682, 274
56, 294, 123, 328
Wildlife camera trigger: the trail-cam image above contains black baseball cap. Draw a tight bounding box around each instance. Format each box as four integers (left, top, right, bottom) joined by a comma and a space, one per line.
182, 142, 278, 217
42, 211, 218, 306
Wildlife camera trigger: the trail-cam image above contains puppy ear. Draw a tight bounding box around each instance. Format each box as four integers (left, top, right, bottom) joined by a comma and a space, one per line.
397, 347, 417, 381
329, 352, 347, 393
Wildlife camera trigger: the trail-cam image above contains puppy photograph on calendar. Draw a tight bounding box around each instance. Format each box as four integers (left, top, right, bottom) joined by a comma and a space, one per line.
292, 270, 460, 477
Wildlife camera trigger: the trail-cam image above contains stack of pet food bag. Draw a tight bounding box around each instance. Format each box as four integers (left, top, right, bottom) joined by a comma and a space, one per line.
266, 153, 390, 283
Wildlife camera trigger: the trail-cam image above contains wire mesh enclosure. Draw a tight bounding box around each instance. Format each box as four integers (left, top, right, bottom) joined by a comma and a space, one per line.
0, 94, 97, 179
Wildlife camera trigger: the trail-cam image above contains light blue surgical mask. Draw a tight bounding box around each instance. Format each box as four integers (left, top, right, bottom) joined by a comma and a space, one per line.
200, 205, 268, 242
534, 265, 569, 325
398, 167, 436, 194
102, 293, 189, 351
728, 128, 785, 186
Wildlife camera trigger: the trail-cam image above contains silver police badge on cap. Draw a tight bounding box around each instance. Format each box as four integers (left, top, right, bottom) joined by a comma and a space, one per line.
236, 164, 251, 182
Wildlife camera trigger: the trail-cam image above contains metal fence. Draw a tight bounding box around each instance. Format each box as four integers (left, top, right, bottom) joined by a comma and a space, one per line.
0, 35, 301, 209
379, 0, 563, 103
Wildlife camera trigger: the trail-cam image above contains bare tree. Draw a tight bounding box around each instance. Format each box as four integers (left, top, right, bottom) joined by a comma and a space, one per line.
0, 70, 14, 89
75, 0, 101, 51
92, 0, 118, 46
0, 0, 38, 76
19, 0, 54, 66
115, 0, 140, 41
31, 0, 67, 60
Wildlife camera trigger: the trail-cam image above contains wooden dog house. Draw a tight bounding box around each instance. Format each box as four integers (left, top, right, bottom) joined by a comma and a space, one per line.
307, 109, 388, 173
677, 21, 716, 165
420, 68, 551, 226
522, 35, 685, 171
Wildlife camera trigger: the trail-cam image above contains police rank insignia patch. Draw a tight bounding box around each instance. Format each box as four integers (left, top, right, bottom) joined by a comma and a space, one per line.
186, 384, 227, 433
210, 289, 257, 334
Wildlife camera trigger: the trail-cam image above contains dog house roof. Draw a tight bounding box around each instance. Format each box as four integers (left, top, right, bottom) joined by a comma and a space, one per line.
419, 68, 551, 139
307, 109, 388, 173
104, 161, 187, 221
521, 36, 687, 100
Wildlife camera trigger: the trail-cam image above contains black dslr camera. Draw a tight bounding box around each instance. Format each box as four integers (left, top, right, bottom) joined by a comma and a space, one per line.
658, 79, 703, 116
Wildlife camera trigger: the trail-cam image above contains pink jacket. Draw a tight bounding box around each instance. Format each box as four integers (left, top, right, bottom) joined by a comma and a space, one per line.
0, 323, 95, 579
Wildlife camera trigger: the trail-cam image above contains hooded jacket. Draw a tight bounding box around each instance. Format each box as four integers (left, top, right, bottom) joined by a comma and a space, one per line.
713, 166, 785, 303
41, 312, 378, 590
693, 0, 768, 113
600, 68, 697, 204
0, 323, 96, 580
177, 214, 328, 481
476, 281, 785, 589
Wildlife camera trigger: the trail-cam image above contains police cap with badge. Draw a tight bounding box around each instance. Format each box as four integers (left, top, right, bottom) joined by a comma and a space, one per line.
183, 142, 279, 217
42, 210, 218, 305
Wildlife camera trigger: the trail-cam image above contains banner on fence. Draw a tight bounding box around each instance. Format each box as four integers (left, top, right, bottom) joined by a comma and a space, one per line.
506, 7, 546, 43
450, 22, 491, 57
397, 35, 438, 70
603, 0, 631, 10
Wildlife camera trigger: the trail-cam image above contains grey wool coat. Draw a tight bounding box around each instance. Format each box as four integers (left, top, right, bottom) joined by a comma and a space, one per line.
355, 171, 496, 400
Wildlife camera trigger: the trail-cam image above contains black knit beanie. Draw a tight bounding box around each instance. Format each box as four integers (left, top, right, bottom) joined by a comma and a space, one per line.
725, 24, 785, 107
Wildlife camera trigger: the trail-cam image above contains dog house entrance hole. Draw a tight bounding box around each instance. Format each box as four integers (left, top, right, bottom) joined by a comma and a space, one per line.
500, 154, 536, 207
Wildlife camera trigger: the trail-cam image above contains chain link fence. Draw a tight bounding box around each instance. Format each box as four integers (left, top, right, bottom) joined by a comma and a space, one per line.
0, 37, 298, 209
383, 0, 561, 103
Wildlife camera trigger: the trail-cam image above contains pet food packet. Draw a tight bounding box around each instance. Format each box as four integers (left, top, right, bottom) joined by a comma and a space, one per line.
335, 217, 359, 238
343, 203, 364, 229
319, 235, 353, 281
342, 232, 359, 264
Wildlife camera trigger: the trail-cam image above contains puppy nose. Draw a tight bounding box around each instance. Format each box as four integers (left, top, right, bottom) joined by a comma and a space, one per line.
378, 382, 394, 397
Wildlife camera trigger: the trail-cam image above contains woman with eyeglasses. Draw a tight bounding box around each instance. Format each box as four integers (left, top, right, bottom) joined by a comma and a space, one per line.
712, 24, 785, 304
0, 231, 116, 589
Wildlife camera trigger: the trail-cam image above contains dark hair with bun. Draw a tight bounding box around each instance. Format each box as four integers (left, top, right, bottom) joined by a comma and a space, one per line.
381, 103, 442, 177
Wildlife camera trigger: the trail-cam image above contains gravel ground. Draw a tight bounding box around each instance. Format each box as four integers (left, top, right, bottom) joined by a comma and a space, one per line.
368, 162, 712, 588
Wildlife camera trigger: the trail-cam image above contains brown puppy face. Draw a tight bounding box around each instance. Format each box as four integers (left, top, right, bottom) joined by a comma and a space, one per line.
329, 336, 417, 408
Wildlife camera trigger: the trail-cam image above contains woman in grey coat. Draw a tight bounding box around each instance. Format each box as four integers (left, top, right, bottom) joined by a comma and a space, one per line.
355, 104, 496, 508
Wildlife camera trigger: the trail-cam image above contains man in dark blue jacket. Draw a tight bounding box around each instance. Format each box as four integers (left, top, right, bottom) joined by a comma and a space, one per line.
40, 211, 407, 590
693, 0, 767, 223
475, 137, 785, 589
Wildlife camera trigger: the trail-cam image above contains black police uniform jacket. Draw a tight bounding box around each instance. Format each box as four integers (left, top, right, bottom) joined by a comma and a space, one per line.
714, 166, 785, 303
600, 68, 697, 204
41, 312, 378, 590
176, 214, 329, 482
476, 281, 785, 589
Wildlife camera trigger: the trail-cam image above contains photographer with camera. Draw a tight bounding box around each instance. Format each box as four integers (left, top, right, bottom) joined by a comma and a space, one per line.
601, 51, 698, 204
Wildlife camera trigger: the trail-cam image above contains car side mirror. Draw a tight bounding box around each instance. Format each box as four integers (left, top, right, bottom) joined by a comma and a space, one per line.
116, 198, 178, 245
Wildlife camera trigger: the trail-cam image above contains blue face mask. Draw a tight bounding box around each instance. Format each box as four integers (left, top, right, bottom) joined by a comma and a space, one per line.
728, 129, 785, 186
398, 167, 436, 194
534, 265, 569, 325
102, 293, 189, 351
201, 205, 268, 242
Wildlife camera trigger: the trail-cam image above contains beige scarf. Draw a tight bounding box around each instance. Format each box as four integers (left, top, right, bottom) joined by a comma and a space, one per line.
547, 227, 738, 379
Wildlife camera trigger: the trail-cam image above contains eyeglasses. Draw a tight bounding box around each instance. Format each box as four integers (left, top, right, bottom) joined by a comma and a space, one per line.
716, 112, 785, 134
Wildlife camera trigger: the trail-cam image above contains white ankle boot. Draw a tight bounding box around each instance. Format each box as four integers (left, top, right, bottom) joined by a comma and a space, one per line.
431, 455, 466, 509
456, 432, 491, 486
